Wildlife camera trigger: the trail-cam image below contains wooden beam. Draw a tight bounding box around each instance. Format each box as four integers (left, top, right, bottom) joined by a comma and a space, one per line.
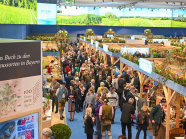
111, 56, 115, 78
110, 58, 120, 69
144, 76, 151, 85
166, 88, 171, 139
120, 62, 124, 75
176, 94, 180, 128
167, 91, 176, 105
163, 85, 168, 101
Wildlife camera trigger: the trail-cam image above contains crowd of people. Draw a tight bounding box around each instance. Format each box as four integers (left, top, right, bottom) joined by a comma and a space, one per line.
47, 41, 167, 139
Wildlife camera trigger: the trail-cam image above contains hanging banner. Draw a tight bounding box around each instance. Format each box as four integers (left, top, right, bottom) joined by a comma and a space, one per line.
103, 44, 108, 52
91, 39, 94, 45
95, 41, 99, 48
139, 58, 153, 74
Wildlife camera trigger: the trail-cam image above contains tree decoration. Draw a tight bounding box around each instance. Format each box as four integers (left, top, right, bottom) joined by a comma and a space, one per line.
85, 29, 95, 37
55, 29, 70, 73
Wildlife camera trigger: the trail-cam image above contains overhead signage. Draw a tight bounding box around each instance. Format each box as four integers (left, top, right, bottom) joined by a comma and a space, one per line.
139, 58, 153, 74
95, 41, 99, 48
91, 39, 94, 45
121, 47, 149, 55
103, 44, 108, 52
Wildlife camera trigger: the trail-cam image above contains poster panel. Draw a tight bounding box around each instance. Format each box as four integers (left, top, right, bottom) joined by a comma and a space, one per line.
0, 76, 42, 119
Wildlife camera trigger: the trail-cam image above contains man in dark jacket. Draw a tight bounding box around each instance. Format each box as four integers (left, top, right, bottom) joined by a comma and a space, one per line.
121, 98, 135, 139
65, 72, 73, 90
150, 98, 166, 139
117, 75, 126, 108
133, 72, 140, 93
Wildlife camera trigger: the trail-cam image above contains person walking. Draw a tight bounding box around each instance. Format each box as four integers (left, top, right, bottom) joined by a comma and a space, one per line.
121, 98, 135, 139
68, 85, 77, 121
95, 94, 104, 139
99, 97, 113, 139
84, 104, 94, 139
150, 99, 166, 139
107, 87, 118, 124
56, 82, 68, 120
50, 79, 60, 113
136, 105, 149, 139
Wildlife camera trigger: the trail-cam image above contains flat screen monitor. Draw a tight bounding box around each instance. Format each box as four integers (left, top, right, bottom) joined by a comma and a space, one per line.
0, 113, 39, 139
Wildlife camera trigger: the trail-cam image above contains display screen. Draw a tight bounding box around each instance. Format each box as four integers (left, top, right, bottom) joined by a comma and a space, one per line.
0, 113, 39, 139
0, 1, 185, 27
0, 0, 37, 24
57, 6, 186, 27
37, 3, 56, 25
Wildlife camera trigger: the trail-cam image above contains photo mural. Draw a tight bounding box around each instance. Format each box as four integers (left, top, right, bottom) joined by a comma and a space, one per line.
0, 0, 37, 24
57, 6, 186, 27
0, 1, 185, 27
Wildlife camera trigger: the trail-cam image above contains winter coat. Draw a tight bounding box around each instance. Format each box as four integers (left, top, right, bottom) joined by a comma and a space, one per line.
84, 115, 94, 135
121, 103, 135, 124
150, 104, 165, 124
136, 110, 149, 130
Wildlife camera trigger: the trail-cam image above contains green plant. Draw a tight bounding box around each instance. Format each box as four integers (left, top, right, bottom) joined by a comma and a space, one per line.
51, 124, 72, 139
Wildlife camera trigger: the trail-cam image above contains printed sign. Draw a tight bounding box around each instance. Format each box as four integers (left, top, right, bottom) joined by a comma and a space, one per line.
103, 44, 108, 52
139, 58, 153, 74
0, 76, 42, 118
0, 113, 39, 139
95, 41, 99, 48
0, 41, 42, 118
91, 39, 94, 45
121, 47, 149, 55
84, 37, 86, 41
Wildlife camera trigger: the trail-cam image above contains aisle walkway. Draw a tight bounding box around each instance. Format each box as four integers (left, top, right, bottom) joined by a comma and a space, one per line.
65, 103, 153, 139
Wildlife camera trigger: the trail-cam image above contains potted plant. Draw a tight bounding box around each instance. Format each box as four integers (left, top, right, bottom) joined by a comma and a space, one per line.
51, 124, 72, 139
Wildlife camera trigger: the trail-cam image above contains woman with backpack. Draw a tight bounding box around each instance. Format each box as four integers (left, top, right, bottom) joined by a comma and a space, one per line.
136, 105, 149, 139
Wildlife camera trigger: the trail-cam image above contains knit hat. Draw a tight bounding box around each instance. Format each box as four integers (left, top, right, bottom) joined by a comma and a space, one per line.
42, 128, 53, 137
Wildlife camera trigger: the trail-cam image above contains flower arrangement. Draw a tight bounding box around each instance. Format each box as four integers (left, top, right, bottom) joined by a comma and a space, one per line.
44, 48, 58, 52
25, 36, 55, 41
108, 48, 120, 53
99, 43, 103, 48
121, 53, 139, 65
85, 29, 95, 37
55, 30, 70, 40
154, 65, 186, 87
102, 39, 126, 43
151, 49, 169, 58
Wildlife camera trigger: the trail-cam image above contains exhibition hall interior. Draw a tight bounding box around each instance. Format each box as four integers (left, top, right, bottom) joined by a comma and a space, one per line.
0, 0, 185, 138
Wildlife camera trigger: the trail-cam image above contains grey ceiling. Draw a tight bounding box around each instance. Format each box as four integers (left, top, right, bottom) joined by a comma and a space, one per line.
58, 0, 186, 9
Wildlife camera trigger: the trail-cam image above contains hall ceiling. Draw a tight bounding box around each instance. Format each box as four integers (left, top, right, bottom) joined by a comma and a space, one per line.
58, 0, 186, 9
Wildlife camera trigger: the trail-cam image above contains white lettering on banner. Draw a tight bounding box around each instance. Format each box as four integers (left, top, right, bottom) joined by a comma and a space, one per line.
139, 58, 153, 74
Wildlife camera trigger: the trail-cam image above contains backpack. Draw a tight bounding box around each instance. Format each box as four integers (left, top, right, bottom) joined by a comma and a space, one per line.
138, 111, 146, 125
